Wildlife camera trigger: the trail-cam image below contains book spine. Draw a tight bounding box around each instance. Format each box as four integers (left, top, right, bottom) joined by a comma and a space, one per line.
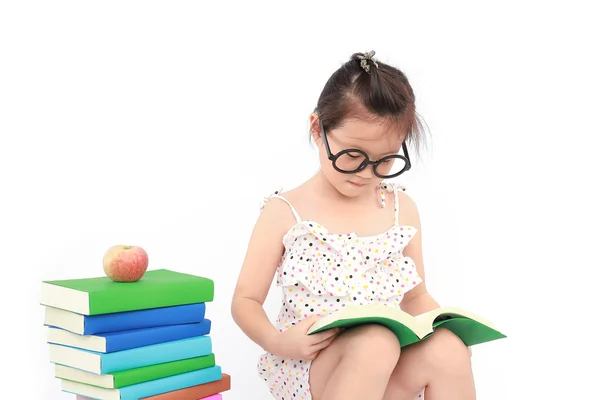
133, 373, 231, 400
101, 336, 212, 374
120, 366, 222, 400
84, 303, 207, 334
105, 320, 211, 353
88, 280, 215, 315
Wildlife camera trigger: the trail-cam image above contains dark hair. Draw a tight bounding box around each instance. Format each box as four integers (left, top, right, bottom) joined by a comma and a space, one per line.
312, 51, 427, 155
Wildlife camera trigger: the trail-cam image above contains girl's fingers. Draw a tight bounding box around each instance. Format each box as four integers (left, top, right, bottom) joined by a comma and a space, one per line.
310, 328, 340, 344
311, 333, 337, 350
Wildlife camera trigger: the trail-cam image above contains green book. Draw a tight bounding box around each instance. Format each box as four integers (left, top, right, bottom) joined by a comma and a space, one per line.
55, 354, 216, 388
40, 269, 214, 315
307, 304, 507, 347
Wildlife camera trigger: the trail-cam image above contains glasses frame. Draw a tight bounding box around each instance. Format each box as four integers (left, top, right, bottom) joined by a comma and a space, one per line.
319, 119, 412, 179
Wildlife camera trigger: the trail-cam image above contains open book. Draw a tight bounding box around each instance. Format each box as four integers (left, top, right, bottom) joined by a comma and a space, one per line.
307, 304, 506, 347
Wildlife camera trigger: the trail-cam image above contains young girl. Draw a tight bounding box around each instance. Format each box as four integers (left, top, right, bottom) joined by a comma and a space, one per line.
231, 51, 474, 400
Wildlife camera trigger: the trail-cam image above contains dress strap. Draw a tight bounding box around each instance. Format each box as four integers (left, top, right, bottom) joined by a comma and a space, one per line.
260, 187, 302, 223
377, 182, 405, 224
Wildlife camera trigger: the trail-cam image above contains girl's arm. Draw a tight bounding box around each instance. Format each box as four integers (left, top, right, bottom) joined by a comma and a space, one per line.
400, 195, 473, 356
399, 193, 441, 316
231, 198, 295, 354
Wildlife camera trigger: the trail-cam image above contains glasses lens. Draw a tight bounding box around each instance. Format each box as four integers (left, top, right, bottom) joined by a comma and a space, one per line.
334, 151, 367, 172
374, 156, 407, 178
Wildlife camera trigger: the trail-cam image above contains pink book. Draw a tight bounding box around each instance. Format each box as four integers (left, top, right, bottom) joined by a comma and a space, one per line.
77, 392, 224, 399
78, 395, 223, 399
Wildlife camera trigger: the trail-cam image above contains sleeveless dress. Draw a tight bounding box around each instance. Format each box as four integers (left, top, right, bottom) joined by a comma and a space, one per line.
256, 183, 425, 399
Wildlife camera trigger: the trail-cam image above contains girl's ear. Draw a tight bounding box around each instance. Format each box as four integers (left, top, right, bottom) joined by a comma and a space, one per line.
308, 112, 322, 144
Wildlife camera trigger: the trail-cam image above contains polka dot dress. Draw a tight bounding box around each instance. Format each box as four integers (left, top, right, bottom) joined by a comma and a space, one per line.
257, 183, 425, 400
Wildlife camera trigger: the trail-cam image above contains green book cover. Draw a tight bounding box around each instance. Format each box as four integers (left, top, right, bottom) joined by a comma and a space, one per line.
41, 269, 214, 315
113, 354, 215, 388
307, 304, 507, 348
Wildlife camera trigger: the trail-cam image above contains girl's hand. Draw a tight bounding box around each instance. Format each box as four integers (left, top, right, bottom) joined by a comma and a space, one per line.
270, 315, 340, 360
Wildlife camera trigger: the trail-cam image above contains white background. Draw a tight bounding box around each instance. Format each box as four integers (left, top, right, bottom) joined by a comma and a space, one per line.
2, 1, 599, 399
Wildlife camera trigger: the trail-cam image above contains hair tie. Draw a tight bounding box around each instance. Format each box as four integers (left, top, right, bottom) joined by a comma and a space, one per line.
357, 50, 379, 74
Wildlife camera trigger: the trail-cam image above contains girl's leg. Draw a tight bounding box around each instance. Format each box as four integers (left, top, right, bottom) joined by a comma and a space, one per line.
309, 325, 401, 400
383, 328, 475, 400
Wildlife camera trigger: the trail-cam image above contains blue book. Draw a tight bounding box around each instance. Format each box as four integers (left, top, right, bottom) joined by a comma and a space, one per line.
61, 365, 222, 400
46, 319, 211, 353
49, 335, 212, 374
44, 303, 207, 335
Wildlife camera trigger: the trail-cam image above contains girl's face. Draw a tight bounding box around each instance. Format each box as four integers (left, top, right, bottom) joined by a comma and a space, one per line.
310, 113, 406, 198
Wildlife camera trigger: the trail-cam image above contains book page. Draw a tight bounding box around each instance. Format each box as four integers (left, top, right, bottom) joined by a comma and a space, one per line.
415, 306, 498, 329
308, 304, 432, 338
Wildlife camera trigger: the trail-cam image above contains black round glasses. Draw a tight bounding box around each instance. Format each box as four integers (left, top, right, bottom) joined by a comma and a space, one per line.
319, 119, 412, 179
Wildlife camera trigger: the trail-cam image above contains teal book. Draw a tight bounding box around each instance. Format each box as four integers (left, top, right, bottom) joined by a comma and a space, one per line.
49, 336, 212, 374
307, 304, 507, 347
40, 269, 214, 315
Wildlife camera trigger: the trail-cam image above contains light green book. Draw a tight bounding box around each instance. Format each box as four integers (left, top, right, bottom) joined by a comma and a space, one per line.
55, 354, 216, 389
307, 304, 506, 347
40, 269, 214, 315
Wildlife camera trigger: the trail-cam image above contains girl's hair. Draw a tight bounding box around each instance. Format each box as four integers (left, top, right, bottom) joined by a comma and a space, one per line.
312, 51, 427, 155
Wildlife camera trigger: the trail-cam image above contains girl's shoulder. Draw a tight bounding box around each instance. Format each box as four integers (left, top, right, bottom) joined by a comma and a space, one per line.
259, 185, 301, 211
259, 185, 305, 227
386, 183, 421, 226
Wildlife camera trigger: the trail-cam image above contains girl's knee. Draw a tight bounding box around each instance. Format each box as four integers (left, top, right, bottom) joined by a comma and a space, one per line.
425, 328, 472, 372
344, 325, 401, 367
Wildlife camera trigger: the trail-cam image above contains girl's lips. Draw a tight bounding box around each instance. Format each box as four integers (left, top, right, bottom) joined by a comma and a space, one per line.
348, 181, 367, 187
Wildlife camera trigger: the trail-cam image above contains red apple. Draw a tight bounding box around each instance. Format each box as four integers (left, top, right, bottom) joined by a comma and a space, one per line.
102, 245, 149, 282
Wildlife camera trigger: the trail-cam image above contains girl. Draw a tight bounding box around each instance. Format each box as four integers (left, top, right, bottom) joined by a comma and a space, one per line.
231, 51, 474, 400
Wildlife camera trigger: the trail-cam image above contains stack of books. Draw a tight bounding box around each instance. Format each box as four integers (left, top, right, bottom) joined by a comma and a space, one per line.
40, 269, 231, 399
